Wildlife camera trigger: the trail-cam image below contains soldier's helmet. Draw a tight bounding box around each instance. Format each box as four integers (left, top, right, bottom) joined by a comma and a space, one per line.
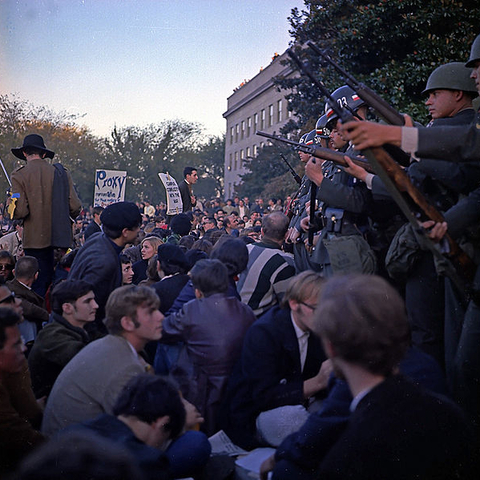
315, 114, 331, 139
298, 132, 309, 144
298, 130, 317, 146
422, 62, 478, 96
324, 85, 366, 125
466, 34, 480, 68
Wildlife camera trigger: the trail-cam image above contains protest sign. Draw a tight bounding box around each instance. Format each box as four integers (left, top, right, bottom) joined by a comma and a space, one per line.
158, 173, 183, 215
94, 169, 127, 207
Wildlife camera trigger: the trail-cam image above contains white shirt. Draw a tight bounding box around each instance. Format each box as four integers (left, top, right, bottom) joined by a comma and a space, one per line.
291, 313, 310, 372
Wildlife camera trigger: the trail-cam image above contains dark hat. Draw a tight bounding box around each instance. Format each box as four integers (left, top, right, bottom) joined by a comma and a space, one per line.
170, 213, 192, 236
157, 243, 189, 270
100, 202, 142, 230
185, 249, 208, 269
11, 134, 55, 160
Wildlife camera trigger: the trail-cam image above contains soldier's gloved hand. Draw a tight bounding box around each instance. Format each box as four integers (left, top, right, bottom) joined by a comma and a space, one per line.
286, 227, 301, 244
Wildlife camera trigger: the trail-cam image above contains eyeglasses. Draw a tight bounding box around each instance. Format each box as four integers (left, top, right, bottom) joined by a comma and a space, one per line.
0, 291, 16, 304
300, 301, 316, 311
0, 264, 14, 272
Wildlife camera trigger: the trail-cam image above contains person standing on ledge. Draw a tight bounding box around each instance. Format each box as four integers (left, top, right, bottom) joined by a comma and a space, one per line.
10, 134, 82, 297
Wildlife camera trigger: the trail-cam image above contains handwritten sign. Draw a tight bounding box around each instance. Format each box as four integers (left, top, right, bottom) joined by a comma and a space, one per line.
158, 173, 183, 215
94, 169, 127, 207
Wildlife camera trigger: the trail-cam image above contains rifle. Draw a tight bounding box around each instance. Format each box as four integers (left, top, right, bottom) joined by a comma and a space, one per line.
279, 153, 302, 185
287, 48, 475, 296
306, 42, 412, 166
256, 131, 376, 174
307, 41, 405, 126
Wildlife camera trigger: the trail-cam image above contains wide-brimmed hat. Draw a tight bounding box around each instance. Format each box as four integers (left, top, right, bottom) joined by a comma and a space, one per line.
11, 134, 55, 160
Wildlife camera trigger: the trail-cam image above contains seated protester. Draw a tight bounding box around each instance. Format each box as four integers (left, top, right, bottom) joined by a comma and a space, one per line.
151, 244, 190, 315
0, 220, 23, 259
279, 274, 473, 480
28, 280, 98, 398
221, 271, 329, 449
52, 248, 79, 287
83, 206, 104, 241
263, 344, 449, 480
41, 285, 163, 436
15, 430, 142, 480
178, 235, 196, 252
166, 237, 248, 316
65, 375, 211, 480
166, 214, 191, 245
138, 255, 160, 287
120, 254, 134, 285
222, 215, 240, 237
160, 259, 256, 435
0, 306, 44, 475
0, 250, 15, 283
190, 238, 213, 256
7, 256, 49, 346
184, 249, 208, 271
132, 236, 163, 285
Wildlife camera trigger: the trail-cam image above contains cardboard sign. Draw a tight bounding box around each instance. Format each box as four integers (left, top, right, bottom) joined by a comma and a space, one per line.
94, 169, 127, 207
158, 173, 183, 215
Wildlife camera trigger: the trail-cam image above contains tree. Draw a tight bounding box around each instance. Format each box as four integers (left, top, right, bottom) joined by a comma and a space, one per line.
236, 142, 303, 201
104, 120, 202, 202
277, 0, 480, 132
193, 135, 225, 198
0, 94, 105, 204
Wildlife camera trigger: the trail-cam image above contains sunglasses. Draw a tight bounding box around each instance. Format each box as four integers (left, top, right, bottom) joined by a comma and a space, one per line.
0, 264, 14, 272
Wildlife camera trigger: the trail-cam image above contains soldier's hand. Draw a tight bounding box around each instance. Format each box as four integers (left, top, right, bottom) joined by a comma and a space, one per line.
300, 216, 310, 232
344, 156, 368, 182
286, 227, 301, 244
422, 220, 448, 243
305, 158, 324, 186
341, 121, 402, 150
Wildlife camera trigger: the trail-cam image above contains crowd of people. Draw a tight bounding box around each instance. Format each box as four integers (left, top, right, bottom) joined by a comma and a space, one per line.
1, 33, 480, 480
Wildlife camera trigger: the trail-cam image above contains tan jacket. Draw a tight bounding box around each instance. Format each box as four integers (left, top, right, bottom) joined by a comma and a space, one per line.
11, 159, 81, 249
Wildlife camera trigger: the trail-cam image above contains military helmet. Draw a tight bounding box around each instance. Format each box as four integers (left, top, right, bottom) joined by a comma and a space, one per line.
422, 62, 478, 96
304, 129, 317, 145
466, 34, 480, 68
299, 132, 309, 144
315, 114, 331, 139
324, 85, 366, 124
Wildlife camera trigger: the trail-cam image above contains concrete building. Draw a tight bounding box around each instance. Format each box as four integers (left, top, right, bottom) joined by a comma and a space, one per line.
222, 51, 297, 199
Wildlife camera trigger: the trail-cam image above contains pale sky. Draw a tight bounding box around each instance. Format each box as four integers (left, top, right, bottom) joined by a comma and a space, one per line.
0, 0, 305, 138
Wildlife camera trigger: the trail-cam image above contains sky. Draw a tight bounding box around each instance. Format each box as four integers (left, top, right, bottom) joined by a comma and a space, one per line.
0, 0, 306, 139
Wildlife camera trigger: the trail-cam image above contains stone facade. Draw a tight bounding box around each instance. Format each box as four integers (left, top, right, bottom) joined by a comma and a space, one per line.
223, 51, 297, 199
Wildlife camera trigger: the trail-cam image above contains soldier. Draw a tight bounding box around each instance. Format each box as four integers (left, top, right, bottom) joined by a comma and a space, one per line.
285, 130, 321, 272
302, 87, 376, 277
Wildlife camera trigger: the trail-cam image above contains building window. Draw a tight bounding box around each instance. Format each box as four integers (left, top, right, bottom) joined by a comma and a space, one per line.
235, 124, 239, 142
247, 117, 252, 137
234, 151, 238, 171
260, 141, 265, 149
246, 146, 251, 158
254, 113, 258, 132
228, 153, 232, 171
268, 104, 273, 127
253, 144, 258, 156
261, 109, 265, 129
230, 127, 234, 145
277, 100, 283, 122
241, 121, 245, 140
